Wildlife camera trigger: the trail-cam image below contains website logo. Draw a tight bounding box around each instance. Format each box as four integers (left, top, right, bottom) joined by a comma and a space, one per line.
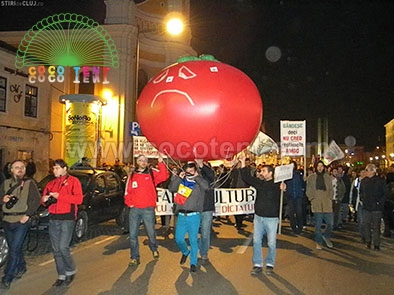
15, 13, 119, 84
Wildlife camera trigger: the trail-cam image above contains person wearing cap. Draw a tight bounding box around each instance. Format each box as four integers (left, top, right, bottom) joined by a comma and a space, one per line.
168, 161, 209, 272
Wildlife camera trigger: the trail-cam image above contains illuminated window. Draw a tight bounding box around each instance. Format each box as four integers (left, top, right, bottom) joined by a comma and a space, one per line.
25, 84, 38, 118
0, 76, 6, 112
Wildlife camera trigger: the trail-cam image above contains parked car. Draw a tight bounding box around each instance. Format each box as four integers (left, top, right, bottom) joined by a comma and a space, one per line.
0, 225, 8, 268
37, 169, 127, 241
382, 183, 394, 237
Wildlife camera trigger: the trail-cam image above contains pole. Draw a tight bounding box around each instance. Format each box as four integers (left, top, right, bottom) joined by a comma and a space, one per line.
132, 34, 140, 165
278, 181, 284, 234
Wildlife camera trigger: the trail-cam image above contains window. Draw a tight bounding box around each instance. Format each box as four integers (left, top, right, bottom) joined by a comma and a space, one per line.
0, 77, 6, 112
105, 173, 120, 190
95, 175, 106, 191
17, 150, 33, 160
25, 84, 38, 118
78, 72, 94, 94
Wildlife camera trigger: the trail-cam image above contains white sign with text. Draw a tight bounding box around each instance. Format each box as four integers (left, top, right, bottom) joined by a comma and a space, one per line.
274, 164, 294, 183
154, 187, 256, 216
280, 120, 306, 157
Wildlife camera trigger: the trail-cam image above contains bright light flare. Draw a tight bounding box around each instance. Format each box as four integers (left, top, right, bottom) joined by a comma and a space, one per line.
166, 17, 184, 36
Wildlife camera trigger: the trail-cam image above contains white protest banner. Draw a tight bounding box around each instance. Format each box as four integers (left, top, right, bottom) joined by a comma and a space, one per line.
155, 188, 174, 215
154, 188, 256, 216
274, 164, 294, 183
213, 187, 256, 216
323, 140, 345, 165
280, 120, 306, 157
248, 131, 279, 155
132, 136, 161, 158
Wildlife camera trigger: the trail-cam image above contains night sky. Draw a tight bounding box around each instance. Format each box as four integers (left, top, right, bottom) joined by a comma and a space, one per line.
1, 0, 393, 151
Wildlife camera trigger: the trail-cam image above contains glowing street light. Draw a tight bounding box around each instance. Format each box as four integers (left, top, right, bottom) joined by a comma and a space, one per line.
130, 14, 186, 163
135, 14, 185, 101
166, 17, 184, 36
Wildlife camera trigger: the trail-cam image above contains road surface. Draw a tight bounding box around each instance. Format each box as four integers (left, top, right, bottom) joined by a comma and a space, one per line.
1, 218, 393, 295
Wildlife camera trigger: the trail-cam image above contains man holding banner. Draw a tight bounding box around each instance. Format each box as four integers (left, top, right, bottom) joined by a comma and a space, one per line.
125, 154, 169, 266
169, 161, 209, 272
239, 155, 286, 276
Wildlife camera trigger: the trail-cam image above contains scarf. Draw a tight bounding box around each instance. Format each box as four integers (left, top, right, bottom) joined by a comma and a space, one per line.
316, 172, 326, 191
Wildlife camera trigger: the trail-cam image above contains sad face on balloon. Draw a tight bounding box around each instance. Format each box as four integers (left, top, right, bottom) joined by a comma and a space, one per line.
136, 55, 263, 161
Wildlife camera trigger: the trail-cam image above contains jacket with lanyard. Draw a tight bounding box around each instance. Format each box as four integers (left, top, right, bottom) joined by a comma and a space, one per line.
42, 174, 83, 220
0, 177, 41, 223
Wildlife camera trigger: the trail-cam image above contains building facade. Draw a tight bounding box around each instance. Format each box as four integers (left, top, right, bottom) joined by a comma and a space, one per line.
0, 44, 52, 180
385, 118, 394, 166
0, 0, 196, 176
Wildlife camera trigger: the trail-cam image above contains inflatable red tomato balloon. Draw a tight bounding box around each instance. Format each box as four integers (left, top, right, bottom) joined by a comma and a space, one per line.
136, 56, 263, 160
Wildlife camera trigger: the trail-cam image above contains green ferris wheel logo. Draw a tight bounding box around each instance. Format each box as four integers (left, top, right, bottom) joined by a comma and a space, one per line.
15, 13, 119, 69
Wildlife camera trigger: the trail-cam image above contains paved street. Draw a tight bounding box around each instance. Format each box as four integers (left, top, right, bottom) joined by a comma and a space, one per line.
1, 217, 394, 295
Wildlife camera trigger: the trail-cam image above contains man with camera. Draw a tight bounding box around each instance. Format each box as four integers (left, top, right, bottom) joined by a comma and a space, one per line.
0, 159, 41, 289
41, 159, 83, 287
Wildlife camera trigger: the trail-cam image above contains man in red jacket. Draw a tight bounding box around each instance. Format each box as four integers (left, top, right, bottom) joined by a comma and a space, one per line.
42, 159, 83, 287
125, 154, 169, 266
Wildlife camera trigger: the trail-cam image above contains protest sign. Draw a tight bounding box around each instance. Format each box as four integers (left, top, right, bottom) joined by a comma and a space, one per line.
274, 164, 294, 183
154, 187, 256, 216
280, 120, 306, 157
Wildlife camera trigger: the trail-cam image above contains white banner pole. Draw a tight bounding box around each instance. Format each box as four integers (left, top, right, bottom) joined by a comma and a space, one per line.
278, 181, 284, 235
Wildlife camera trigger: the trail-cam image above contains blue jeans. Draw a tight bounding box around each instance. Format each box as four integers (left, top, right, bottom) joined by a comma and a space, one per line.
2, 221, 30, 282
175, 213, 201, 266
129, 207, 158, 259
48, 219, 76, 280
314, 212, 333, 245
252, 215, 278, 268
199, 211, 213, 258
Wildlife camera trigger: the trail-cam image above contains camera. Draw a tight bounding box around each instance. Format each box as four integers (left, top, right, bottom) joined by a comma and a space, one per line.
5, 195, 18, 209
44, 195, 57, 207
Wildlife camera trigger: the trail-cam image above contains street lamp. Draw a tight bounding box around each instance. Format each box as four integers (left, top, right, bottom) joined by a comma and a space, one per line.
166, 17, 184, 36
129, 15, 185, 163
135, 15, 185, 103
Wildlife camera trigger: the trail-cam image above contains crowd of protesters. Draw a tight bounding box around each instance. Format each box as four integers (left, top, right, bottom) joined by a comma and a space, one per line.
122, 155, 392, 276
0, 156, 393, 289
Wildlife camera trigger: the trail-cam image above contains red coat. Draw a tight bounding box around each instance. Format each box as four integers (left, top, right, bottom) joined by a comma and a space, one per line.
124, 162, 169, 208
42, 174, 83, 215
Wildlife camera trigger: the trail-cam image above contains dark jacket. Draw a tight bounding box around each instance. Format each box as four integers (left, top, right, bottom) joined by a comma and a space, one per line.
285, 170, 304, 199
200, 164, 215, 212
341, 174, 351, 203
359, 175, 388, 212
230, 169, 248, 189
168, 174, 209, 213
240, 167, 281, 218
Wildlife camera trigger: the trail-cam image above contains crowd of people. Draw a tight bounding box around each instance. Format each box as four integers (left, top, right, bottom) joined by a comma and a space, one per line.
123, 155, 392, 276
0, 156, 393, 289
